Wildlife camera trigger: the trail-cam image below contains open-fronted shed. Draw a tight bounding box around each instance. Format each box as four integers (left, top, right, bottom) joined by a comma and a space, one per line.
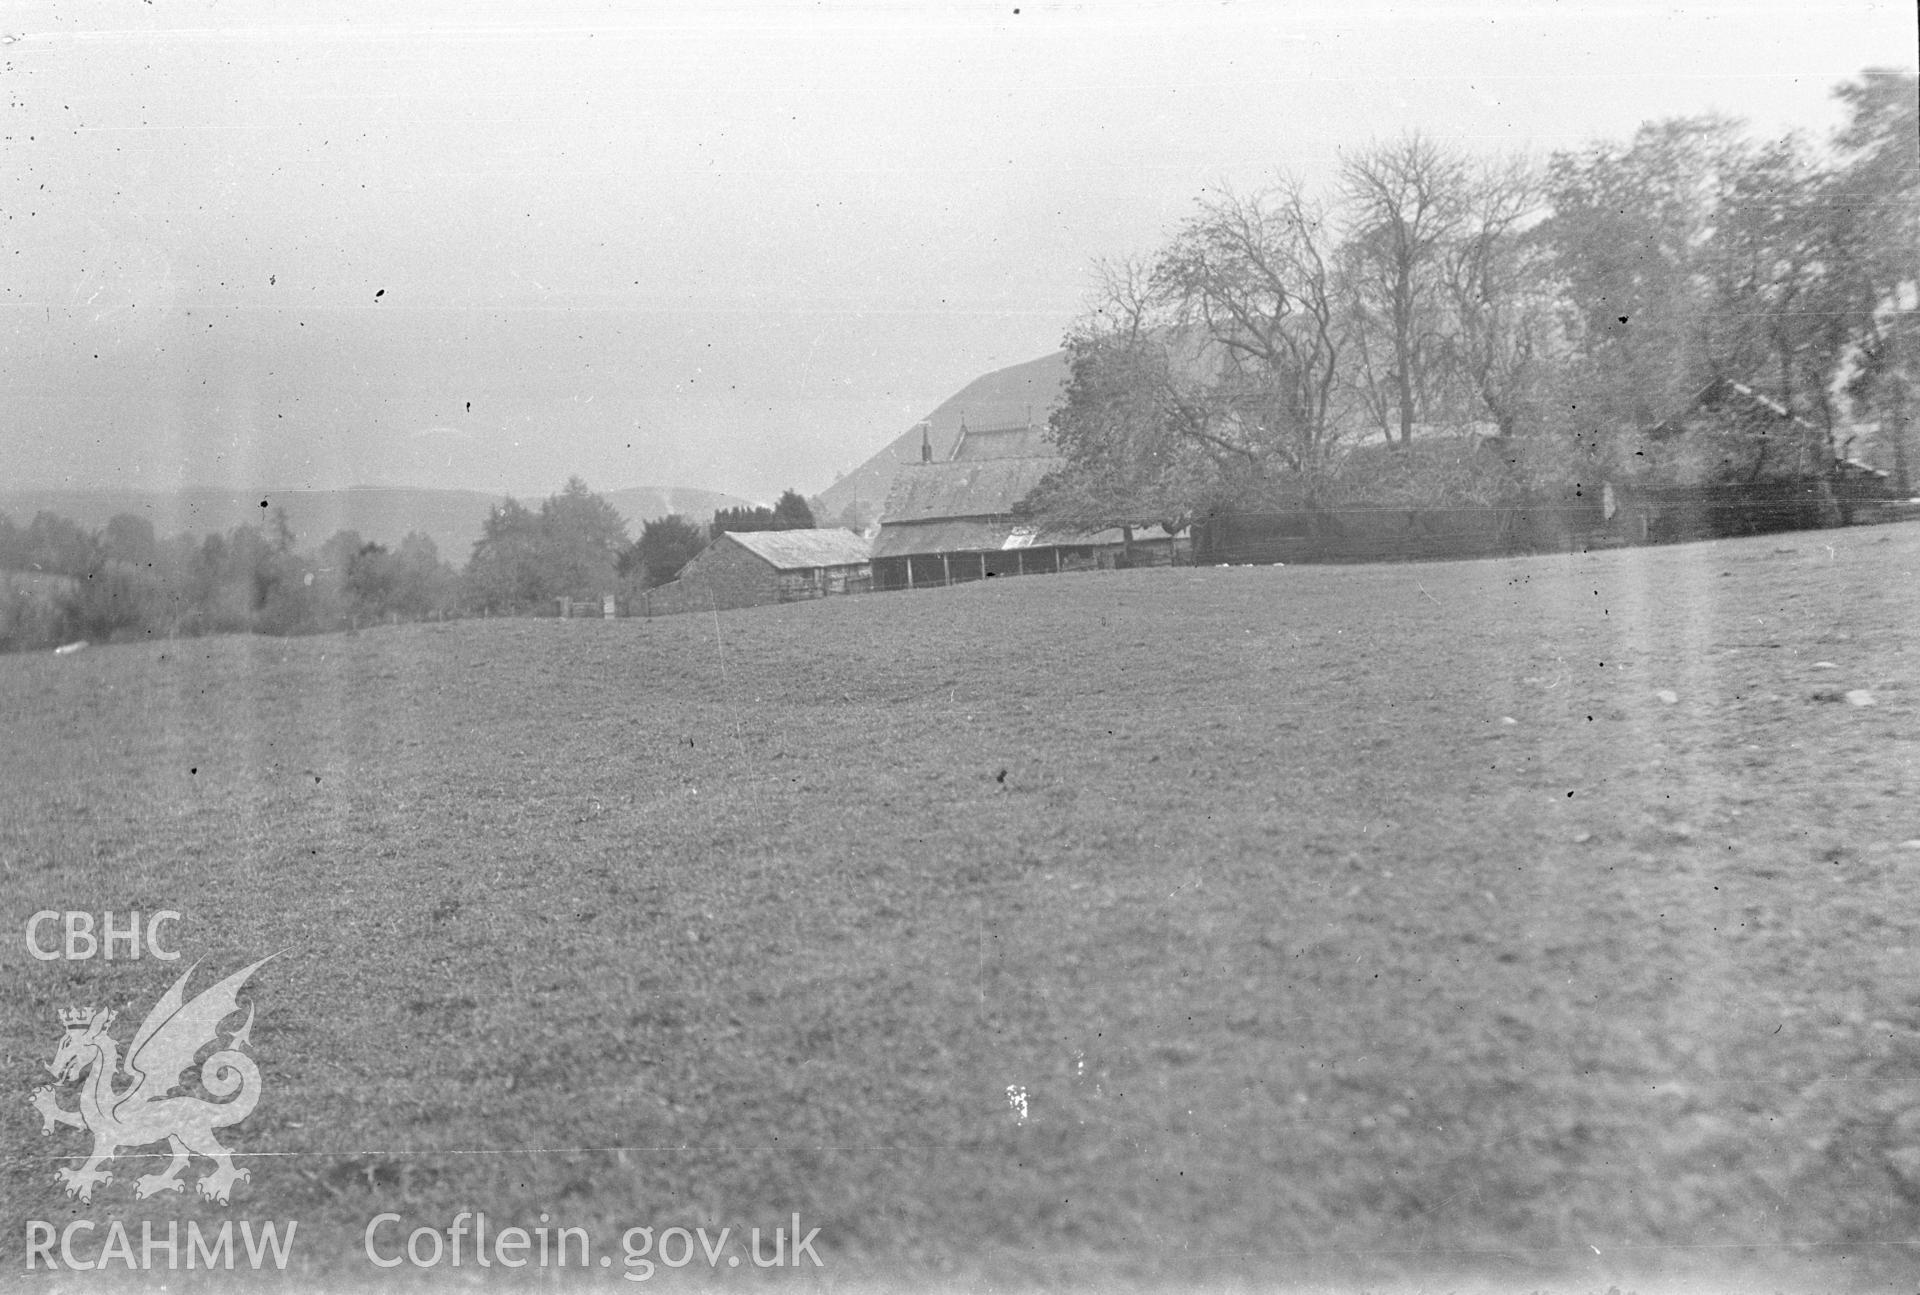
872, 457, 1186, 590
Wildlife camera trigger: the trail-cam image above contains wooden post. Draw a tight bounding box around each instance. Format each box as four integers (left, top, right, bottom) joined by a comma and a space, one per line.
978, 552, 987, 581
1016, 550, 1025, 576
905, 558, 914, 590
941, 553, 952, 586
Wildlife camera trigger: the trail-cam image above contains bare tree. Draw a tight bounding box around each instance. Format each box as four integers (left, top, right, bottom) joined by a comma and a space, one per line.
1438, 153, 1549, 437
1153, 180, 1348, 477
1039, 183, 1350, 533
1339, 134, 1470, 444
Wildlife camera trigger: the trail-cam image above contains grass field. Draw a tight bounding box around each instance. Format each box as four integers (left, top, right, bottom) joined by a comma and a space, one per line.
4, 523, 1918, 1292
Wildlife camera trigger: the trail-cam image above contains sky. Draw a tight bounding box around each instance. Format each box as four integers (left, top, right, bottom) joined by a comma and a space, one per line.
1, 1, 1913, 504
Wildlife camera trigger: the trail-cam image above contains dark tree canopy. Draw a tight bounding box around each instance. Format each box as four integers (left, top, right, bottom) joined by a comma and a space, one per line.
624, 514, 709, 588
713, 488, 816, 534
463, 478, 631, 612
772, 489, 817, 530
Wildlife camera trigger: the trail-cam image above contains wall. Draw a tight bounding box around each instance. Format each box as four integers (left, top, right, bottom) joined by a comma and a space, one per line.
640, 536, 782, 616
639, 539, 872, 616
1194, 506, 1599, 564
774, 563, 872, 601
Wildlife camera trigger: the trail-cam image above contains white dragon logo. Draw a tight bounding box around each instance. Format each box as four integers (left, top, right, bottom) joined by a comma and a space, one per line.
30, 956, 273, 1205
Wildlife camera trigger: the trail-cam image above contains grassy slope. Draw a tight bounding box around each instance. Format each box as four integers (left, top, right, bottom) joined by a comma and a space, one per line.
2, 524, 1917, 1292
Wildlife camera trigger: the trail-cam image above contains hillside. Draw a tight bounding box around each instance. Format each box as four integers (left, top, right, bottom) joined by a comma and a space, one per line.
815, 349, 1070, 523
0, 484, 757, 559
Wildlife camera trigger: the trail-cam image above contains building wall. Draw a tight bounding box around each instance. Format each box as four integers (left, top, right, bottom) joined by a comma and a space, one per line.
640, 536, 782, 615
1193, 507, 1593, 564
773, 563, 872, 601
872, 538, 1186, 591
639, 537, 872, 616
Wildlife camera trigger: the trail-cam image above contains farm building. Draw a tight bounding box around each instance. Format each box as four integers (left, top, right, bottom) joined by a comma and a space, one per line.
870, 422, 1188, 591
1193, 435, 1597, 565
811, 350, 1072, 527
637, 528, 872, 616
1599, 378, 1898, 543
1192, 384, 1903, 565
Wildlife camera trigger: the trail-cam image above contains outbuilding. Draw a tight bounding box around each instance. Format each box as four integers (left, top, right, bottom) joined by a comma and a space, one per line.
870, 456, 1187, 591
638, 529, 872, 616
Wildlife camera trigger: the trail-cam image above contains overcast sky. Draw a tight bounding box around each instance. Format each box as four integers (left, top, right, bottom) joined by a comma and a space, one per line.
2, 1, 1913, 504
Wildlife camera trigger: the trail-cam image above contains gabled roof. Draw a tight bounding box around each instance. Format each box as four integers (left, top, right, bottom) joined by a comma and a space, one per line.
721, 528, 871, 570
1650, 377, 1822, 438
812, 350, 1071, 522
872, 519, 1021, 559
879, 457, 1063, 524
951, 421, 1055, 461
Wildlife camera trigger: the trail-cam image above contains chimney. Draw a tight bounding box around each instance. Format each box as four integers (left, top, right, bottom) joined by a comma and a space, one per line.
919, 421, 932, 463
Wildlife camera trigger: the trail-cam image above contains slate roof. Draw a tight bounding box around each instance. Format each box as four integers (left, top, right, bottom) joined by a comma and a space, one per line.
721, 529, 872, 570
879, 458, 1063, 524
871, 520, 1016, 559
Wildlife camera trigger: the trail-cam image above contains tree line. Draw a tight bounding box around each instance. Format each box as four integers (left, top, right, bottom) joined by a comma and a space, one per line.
1035, 68, 1917, 533
464, 481, 822, 614
0, 481, 829, 651
0, 507, 463, 653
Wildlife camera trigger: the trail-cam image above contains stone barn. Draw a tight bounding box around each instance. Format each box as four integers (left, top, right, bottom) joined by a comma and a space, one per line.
637, 529, 872, 616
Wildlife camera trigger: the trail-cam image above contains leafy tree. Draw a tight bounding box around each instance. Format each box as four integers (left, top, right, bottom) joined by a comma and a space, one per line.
1037, 258, 1218, 533
23, 511, 98, 576
624, 514, 708, 588
1832, 68, 1919, 491
66, 560, 171, 642
463, 497, 546, 613
101, 514, 158, 567
345, 540, 399, 618
463, 480, 630, 613
538, 477, 630, 597
167, 521, 309, 634
711, 504, 772, 532
772, 489, 816, 530
1538, 117, 1750, 434
713, 489, 815, 534
1705, 133, 1862, 476
390, 533, 458, 618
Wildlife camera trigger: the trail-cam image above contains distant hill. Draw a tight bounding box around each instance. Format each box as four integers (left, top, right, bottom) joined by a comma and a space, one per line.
816, 350, 1070, 525
0, 485, 758, 560
602, 487, 763, 535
